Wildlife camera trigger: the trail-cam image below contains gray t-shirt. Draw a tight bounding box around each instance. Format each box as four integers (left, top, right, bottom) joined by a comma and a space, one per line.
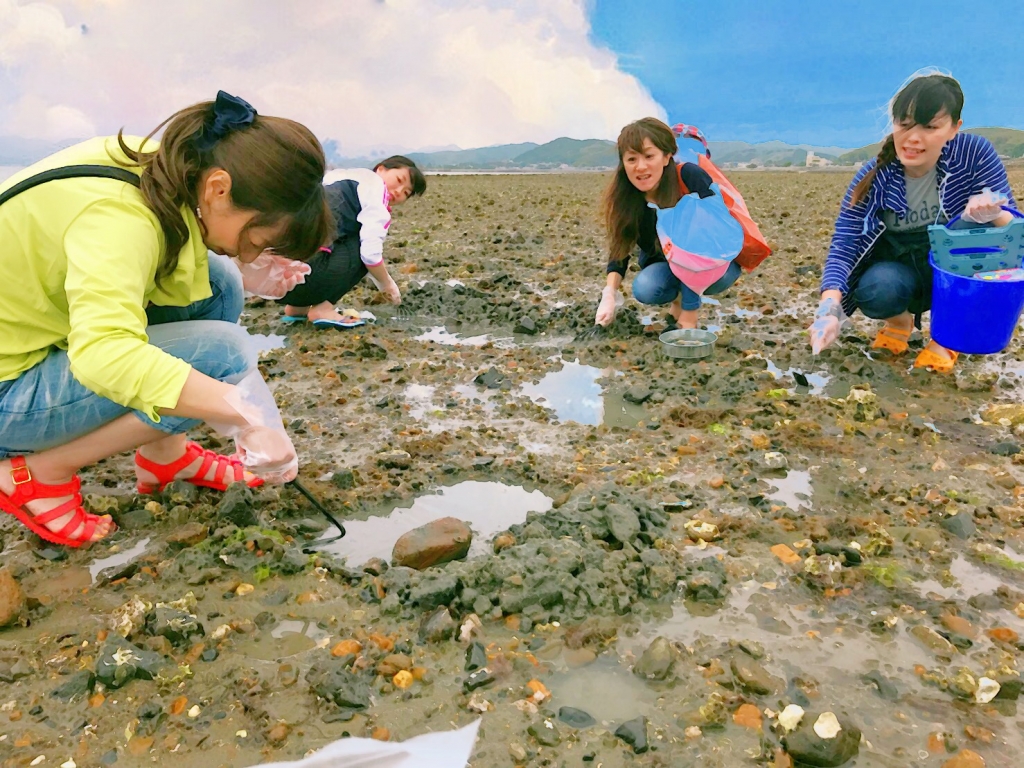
882, 166, 946, 231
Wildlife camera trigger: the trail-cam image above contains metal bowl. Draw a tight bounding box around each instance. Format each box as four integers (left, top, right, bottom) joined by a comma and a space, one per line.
659, 328, 718, 359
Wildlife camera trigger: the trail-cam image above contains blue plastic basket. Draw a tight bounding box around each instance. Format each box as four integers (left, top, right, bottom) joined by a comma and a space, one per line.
930, 252, 1024, 354
928, 207, 1024, 275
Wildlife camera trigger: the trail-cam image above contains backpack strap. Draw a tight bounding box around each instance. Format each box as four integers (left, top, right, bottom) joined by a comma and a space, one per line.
671, 123, 711, 158
677, 164, 690, 196
0, 165, 141, 208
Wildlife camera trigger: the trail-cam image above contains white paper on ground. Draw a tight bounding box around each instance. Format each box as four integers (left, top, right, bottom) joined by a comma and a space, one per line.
253, 719, 480, 768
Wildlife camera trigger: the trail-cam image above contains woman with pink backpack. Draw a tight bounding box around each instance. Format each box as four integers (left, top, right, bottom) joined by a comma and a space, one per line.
594, 118, 768, 330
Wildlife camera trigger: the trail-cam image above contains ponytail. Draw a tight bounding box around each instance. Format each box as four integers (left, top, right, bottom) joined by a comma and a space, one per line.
848, 134, 897, 208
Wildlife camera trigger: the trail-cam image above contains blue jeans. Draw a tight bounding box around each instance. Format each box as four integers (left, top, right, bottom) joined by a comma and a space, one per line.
0, 254, 253, 457
632, 260, 742, 311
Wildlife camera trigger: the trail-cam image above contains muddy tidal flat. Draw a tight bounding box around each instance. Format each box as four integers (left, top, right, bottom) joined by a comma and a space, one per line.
2, 169, 1024, 768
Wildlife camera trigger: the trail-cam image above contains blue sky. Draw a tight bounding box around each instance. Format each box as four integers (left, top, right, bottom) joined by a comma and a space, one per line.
3, 1, 1022, 154
589, 0, 1024, 148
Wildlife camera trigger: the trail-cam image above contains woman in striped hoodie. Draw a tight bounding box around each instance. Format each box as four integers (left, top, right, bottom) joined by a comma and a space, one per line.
810, 73, 1016, 373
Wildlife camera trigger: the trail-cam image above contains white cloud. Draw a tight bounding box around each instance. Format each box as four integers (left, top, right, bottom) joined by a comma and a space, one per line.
0, 0, 80, 66
5, 97, 97, 140
0, 0, 664, 154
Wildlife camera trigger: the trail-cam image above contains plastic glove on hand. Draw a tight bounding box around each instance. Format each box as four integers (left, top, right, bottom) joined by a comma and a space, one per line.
235, 426, 299, 484
962, 187, 1010, 224
595, 286, 618, 327
208, 370, 300, 484
809, 315, 840, 355
381, 276, 402, 305
809, 297, 845, 355
234, 251, 311, 300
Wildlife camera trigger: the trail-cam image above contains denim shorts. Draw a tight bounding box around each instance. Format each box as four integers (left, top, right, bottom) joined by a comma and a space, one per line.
0, 254, 254, 457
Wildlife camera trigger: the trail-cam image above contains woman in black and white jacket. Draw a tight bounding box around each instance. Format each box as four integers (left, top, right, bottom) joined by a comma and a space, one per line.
280, 156, 426, 328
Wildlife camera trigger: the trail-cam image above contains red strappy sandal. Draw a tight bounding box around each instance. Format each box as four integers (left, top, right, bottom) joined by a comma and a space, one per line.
0, 457, 113, 548
134, 440, 264, 494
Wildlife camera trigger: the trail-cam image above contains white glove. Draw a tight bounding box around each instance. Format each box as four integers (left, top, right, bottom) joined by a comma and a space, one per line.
962, 188, 1009, 224
809, 297, 845, 355
233, 251, 312, 300
595, 286, 619, 327
381, 275, 402, 305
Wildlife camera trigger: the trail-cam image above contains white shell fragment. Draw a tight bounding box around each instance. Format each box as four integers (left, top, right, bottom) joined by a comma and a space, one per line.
975, 677, 1001, 704
778, 704, 805, 732
813, 711, 842, 739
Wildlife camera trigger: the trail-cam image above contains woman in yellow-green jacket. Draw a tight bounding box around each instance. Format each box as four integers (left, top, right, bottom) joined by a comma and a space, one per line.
0, 92, 332, 547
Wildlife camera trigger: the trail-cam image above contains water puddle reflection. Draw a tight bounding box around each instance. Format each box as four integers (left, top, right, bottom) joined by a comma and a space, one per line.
415, 326, 495, 347
765, 470, 813, 511
453, 384, 498, 413
89, 537, 151, 582
731, 307, 762, 319
763, 358, 831, 395
270, 619, 330, 642
547, 657, 656, 723
914, 555, 1008, 600
249, 333, 287, 355
236, 620, 330, 661
519, 361, 644, 427
404, 384, 437, 419
320, 481, 552, 566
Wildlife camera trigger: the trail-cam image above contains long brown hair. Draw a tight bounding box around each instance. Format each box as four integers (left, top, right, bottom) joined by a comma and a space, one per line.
849, 74, 964, 207
116, 99, 333, 284
601, 118, 680, 266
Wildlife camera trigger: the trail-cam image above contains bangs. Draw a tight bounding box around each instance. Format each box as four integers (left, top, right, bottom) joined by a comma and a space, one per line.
618, 124, 650, 156
254, 191, 335, 262
892, 75, 963, 127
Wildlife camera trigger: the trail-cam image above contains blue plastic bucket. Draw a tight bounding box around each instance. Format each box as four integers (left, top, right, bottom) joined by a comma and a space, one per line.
929, 254, 1024, 354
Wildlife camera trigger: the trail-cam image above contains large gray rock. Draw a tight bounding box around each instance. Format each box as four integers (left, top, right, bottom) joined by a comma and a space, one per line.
615, 717, 649, 753
50, 670, 95, 703
217, 483, 257, 528
418, 607, 456, 643
730, 655, 782, 696
147, 606, 204, 647
409, 574, 460, 609
95, 637, 169, 689
634, 636, 677, 681
393, 517, 472, 570
783, 711, 861, 767
604, 504, 640, 545
306, 660, 370, 710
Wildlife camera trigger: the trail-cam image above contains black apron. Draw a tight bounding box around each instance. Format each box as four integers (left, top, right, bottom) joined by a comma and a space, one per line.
850, 227, 933, 328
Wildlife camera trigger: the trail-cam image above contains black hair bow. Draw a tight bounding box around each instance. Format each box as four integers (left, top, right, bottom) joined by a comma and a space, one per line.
194, 90, 257, 152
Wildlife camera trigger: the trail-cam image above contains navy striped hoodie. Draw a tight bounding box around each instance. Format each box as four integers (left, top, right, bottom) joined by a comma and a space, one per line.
821, 132, 1015, 316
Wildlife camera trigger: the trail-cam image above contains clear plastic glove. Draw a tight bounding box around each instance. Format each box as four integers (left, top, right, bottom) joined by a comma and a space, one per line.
381, 275, 402, 305
208, 369, 299, 485
233, 251, 312, 300
595, 286, 619, 327
962, 187, 1009, 224
809, 296, 846, 355
234, 426, 298, 484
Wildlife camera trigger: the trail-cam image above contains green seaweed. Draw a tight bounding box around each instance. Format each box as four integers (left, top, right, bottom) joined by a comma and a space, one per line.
862, 562, 911, 589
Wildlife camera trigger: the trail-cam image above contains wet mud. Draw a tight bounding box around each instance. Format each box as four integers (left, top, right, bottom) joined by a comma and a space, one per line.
2, 169, 1024, 767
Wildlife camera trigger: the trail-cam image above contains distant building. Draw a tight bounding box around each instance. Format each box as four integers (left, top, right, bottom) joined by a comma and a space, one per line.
805, 150, 832, 168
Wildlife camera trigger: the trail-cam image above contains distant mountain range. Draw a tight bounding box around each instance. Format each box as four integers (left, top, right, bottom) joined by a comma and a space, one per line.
329, 137, 856, 170
838, 127, 1024, 164
4, 126, 1022, 172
